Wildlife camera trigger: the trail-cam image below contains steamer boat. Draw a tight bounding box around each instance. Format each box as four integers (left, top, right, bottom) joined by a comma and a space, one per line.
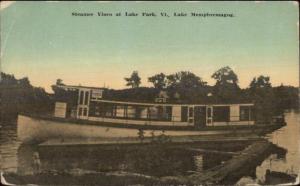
17, 85, 285, 143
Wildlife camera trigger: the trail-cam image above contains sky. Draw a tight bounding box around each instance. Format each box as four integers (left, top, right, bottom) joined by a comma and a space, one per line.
0, 1, 299, 92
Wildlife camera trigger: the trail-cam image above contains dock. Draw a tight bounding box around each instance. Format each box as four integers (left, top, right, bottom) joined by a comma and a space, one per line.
160, 139, 281, 185
36, 136, 283, 185
11, 137, 287, 185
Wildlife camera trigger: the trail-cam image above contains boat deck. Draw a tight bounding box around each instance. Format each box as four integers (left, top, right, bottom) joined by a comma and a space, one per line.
38, 135, 262, 147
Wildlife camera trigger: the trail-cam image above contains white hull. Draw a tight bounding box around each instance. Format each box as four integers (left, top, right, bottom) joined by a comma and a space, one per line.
17, 115, 246, 143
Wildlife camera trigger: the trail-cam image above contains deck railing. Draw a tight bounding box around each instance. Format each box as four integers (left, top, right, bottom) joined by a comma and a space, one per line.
84, 114, 255, 127
210, 115, 253, 126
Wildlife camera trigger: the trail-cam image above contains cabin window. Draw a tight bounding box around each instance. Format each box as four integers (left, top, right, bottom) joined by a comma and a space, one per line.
181, 106, 188, 122
213, 106, 229, 122
84, 91, 89, 105
116, 105, 125, 118
112, 105, 117, 117
98, 103, 108, 117
103, 105, 113, 117
127, 106, 136, 118
189, 107, 194, 117
240, 106, 254, 121
156, 106, 163, 120
88, 102, 101, 117
79, 91, 84, 105
166, 106, 172, 121
147, 107, 151, 119
94, 106, 100, 116
124, 105, 128, 118
79, 108, 83, 116
83, 108, 88, 116
207, 107, 212, 118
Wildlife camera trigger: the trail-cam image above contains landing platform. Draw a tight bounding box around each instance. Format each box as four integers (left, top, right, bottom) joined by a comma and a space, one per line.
38, 135, 262, 147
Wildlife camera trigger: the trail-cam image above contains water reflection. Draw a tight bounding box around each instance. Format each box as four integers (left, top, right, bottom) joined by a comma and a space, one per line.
1, 111, 299, 185
0, 123, 21, 173
237, 111, 300, 185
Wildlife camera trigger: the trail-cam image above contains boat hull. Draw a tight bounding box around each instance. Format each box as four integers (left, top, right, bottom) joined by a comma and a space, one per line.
17, 114, 285, 143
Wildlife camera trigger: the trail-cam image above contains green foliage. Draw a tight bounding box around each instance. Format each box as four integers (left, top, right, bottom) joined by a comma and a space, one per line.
211, 66, 238, 85
124, 71, 141, 88
104, 87, 160, 102
165, 71, 208, 102
250, 76, 271, 90
148, 73, 167, 89
273, 85, 299, 113
19, 77, 31, 87
0, 72, 53, 121
0, 73, 18, 85
211, 66, 240, 102
166, 71, 207, 88
56, 79, 65, 86
248, 75, 276, 123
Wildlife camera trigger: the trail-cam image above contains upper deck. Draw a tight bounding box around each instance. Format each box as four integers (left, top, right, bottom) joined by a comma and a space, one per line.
52, 84, 255, 127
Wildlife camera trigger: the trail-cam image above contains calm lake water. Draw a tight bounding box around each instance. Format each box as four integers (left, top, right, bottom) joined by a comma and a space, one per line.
0, 111, 299, 185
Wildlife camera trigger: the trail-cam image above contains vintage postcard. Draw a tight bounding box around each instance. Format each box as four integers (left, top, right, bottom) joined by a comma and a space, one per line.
0, 1, 299, 185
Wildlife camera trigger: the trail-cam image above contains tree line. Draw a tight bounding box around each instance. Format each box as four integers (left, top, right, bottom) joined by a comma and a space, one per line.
121, 66, 298, 123
123, 67, 296, 103
0, 73, 53, 121
0, 66, 298, 122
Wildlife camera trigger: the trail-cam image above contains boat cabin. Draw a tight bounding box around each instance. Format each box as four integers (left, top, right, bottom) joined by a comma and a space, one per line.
53, 85, 255, 127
